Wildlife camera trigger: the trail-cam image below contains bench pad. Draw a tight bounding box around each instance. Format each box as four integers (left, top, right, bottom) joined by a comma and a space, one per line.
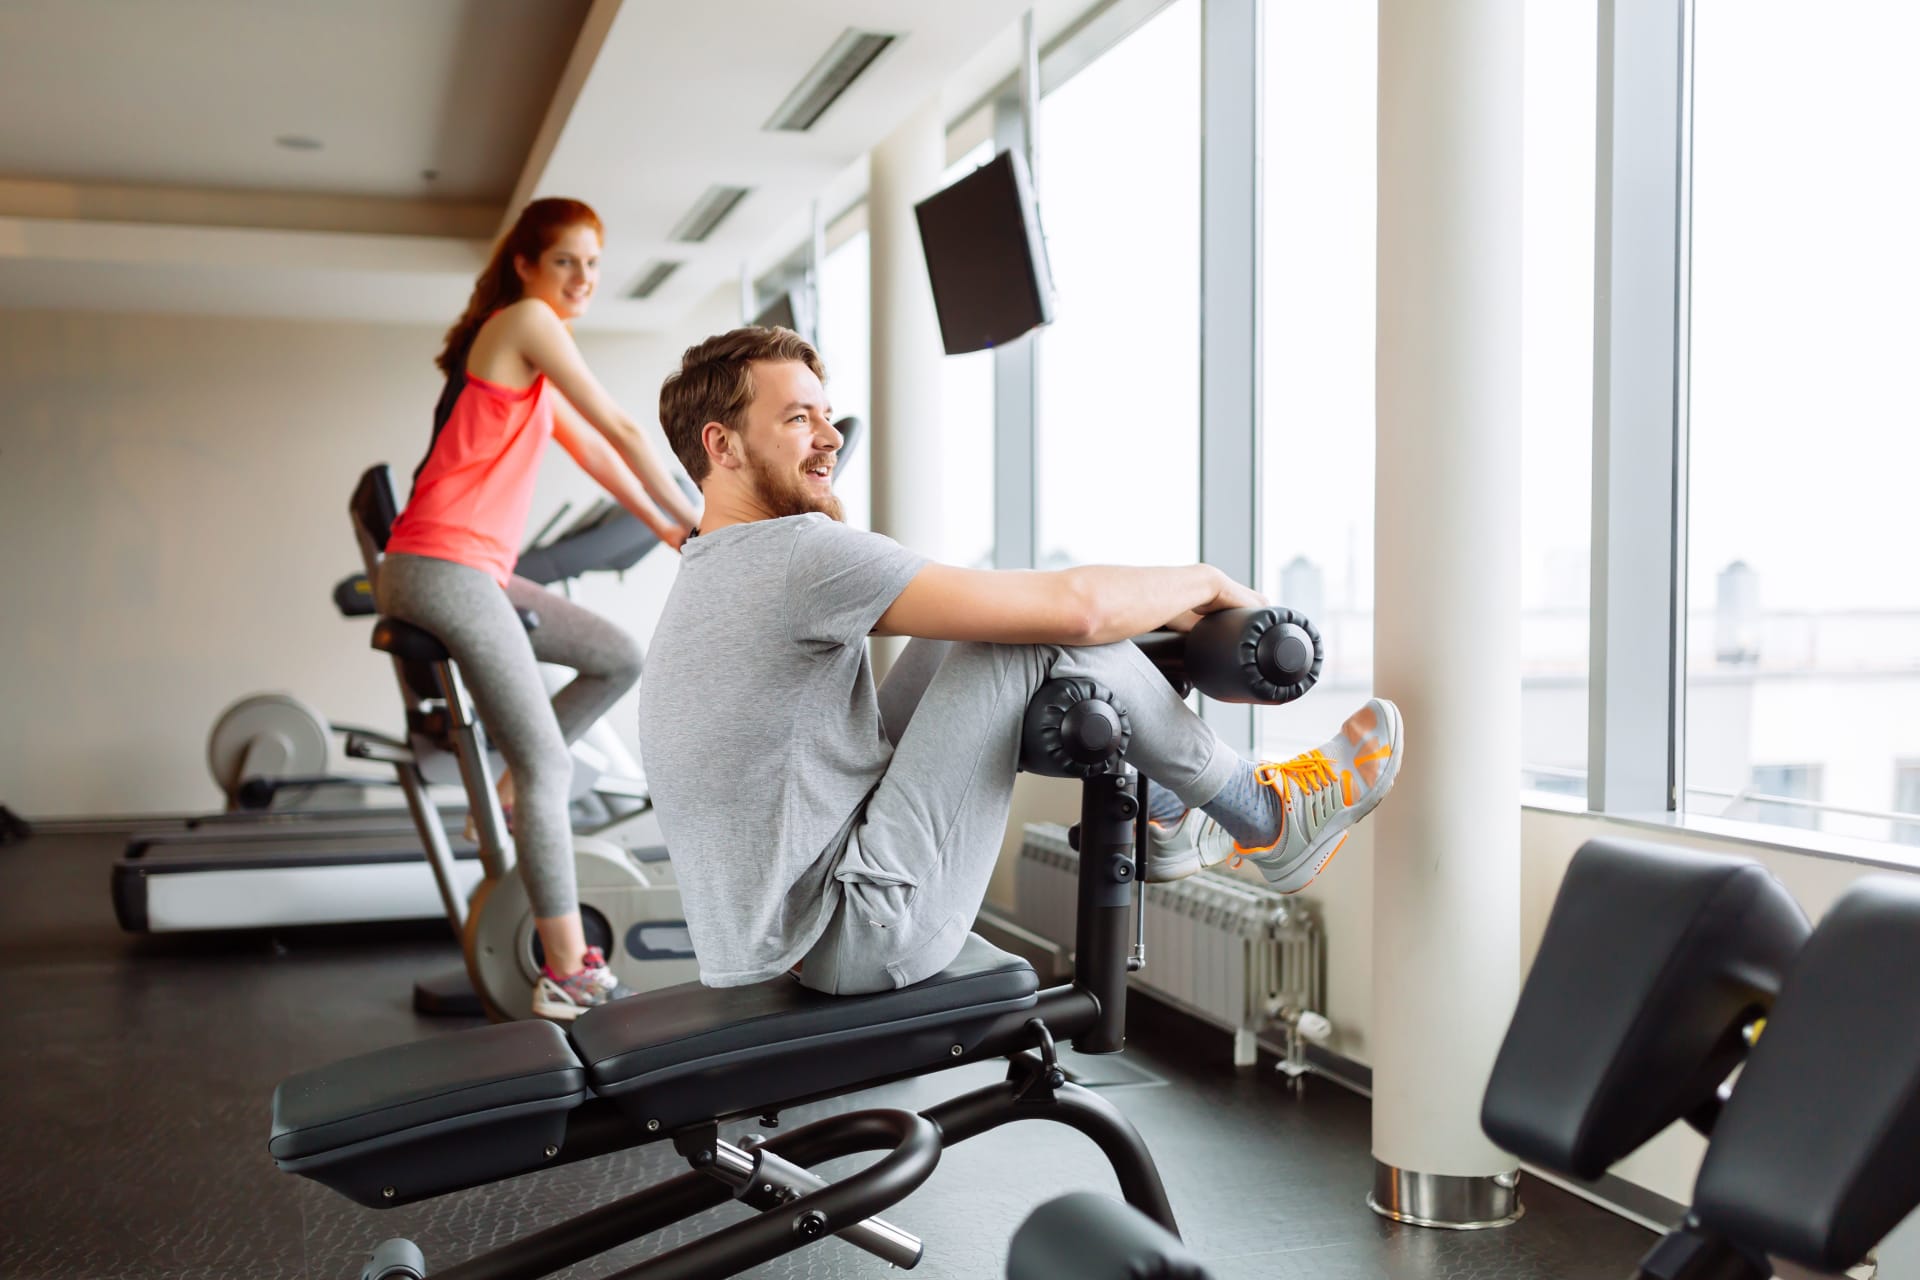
572, 933, 1039, 1132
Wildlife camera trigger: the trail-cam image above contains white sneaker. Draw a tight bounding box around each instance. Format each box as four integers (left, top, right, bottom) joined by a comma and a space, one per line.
530, 946, 629, 1022
1146, 698, 1404, 894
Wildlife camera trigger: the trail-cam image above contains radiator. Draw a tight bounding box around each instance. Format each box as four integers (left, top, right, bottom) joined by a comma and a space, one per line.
1016, 822, 1328, 1067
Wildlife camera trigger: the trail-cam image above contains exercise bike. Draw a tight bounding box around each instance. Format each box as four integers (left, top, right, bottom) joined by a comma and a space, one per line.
267, 603, 1325, 1277
113, 481, 699, 936
346, 465, 698, 1021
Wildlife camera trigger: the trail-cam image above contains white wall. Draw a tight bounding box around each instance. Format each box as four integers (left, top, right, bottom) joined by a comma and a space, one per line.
0, 289, 737, 818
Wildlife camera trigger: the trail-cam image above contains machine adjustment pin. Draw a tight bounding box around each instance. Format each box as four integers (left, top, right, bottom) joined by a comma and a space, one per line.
796, 1209, 828, 1238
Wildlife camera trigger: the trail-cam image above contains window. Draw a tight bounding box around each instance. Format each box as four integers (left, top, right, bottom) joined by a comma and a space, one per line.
1519, 0, 1598, 797
1035, 0, 1200, 570
816, 225, 873, 531
1742, 764, 1824, 832
1682, 1, 1920, 843
941, 141, 997, 569
1895, 763, 1920, 847
811, 140, 996, 559
1256, 0, 1375, 756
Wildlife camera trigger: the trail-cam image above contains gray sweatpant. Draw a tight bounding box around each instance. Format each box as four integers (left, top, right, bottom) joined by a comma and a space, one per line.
375, 552, 644, 918
798, 638, 1239, 994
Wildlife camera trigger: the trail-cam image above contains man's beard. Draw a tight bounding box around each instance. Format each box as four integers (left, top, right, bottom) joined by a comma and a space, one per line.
745, 447, 844, 523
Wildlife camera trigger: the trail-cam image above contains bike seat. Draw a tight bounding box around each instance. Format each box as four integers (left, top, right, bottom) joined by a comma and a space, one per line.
371, 611, 540, 666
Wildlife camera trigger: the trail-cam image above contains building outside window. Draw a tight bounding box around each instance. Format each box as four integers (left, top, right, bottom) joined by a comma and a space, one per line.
1683, 0, 1920, 845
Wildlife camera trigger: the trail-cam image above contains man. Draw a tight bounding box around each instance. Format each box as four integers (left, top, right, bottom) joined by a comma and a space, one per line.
641, 328, 1403, 995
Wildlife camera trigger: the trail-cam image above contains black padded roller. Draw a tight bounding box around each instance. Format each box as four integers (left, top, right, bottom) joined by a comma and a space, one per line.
1019, 678, 1131, 778
1007, 1192, 1212, 1280
1163, 607, 1322, 705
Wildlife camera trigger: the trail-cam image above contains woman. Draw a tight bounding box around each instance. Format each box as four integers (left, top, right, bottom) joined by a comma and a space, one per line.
378, 197, 699, 1021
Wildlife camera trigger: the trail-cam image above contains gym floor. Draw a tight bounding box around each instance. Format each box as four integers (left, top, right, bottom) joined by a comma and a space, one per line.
1, 830, 1656, 1280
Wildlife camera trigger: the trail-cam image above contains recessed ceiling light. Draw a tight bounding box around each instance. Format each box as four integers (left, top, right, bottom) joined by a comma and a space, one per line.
275, 135, 323, 151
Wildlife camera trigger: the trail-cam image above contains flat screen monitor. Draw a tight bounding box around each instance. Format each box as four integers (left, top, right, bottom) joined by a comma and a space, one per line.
753, 289, 815, 346
914, 148, 1054, 355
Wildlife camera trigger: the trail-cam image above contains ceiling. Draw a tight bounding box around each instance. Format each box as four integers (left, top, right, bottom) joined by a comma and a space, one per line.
0, 0, 1110, 332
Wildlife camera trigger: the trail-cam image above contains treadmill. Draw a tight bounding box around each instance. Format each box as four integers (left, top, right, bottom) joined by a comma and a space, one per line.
108, 457, 709, 936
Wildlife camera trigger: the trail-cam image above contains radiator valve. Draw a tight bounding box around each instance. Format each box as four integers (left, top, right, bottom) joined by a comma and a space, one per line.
1268, 1004, 1333, 1082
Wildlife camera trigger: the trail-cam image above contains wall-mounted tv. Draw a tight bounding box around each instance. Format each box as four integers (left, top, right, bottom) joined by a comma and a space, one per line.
914, 148, 1054, 355
753, 287, 816, 346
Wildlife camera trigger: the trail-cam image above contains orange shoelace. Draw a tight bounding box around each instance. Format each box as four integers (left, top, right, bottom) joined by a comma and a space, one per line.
1227, 749, 1341, 865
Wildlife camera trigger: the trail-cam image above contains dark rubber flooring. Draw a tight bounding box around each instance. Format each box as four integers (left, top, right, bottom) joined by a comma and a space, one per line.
0, 830, 1655, 1279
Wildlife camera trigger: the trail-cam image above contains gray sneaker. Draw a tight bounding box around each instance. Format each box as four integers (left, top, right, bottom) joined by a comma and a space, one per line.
1145, 698, 1404, 893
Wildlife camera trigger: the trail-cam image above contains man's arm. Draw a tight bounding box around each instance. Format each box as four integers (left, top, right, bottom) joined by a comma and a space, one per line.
509, 301, 702, 529
874, 563, 1264, 646
551, 397, 686, 549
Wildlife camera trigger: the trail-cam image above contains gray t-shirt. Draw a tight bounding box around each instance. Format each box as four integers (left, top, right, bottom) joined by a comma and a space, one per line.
639, 514, 928, 986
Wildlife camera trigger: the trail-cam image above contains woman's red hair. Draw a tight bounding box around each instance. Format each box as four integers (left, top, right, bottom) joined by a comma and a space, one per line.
436, 197, 604, 375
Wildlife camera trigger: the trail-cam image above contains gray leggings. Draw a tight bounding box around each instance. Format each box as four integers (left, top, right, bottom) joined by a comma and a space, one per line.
798, 638, 1238, 995
375, 552, 644, 918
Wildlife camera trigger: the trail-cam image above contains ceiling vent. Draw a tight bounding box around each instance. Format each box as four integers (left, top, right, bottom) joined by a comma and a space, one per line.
764, 29, 898, 132
626, 259, 682, 299
669, 185, 753, 243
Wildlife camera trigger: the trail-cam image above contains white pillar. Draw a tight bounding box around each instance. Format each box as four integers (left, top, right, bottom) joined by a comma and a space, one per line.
869, 96, 947, 561
1370, 0, 1524, 1229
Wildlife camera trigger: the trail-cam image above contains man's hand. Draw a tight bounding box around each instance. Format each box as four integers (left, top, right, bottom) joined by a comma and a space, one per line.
1199, 572, 1267, 616
1163, 572, 1266, 632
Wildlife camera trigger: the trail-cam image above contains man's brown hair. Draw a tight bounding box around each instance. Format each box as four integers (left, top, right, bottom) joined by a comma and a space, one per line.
659, 326, 826, 482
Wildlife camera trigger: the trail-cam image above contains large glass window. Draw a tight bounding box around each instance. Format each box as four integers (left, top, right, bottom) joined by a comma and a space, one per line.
812, 140, 996, 559
1035, 0, 1200, 570
1518, 0, 1598, 797
1256, 0, 1376, 757
816, 225, 873, 531
1684, 0, 1920, 844
1895, 763, 1920, 845
941, 141, 997, 568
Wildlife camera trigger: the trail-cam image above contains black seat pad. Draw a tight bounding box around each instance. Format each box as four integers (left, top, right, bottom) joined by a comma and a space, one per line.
571, 933, 1038, 1131
269, 1020, 585, 1162
372, 611, 539, 667
371, 616, 450, 664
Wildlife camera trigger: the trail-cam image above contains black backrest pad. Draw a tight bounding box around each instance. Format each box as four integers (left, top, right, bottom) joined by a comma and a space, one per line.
270, 1020, 584, 1161
1693, 876, 1920, 1272
572, 933, 1038, 1133
351, 464, 399, 551
1481, 838, 1809, 1179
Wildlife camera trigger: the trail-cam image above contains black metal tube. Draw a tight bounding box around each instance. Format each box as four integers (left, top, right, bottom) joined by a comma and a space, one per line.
1632, 1224, 1772, 1280
599, 1110, 940, 1280
924, 1075, 1178, 1234
1073, 764, 1138, 1054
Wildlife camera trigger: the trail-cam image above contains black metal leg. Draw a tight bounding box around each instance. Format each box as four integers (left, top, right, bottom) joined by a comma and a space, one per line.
924, 1071, 1179, 1235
